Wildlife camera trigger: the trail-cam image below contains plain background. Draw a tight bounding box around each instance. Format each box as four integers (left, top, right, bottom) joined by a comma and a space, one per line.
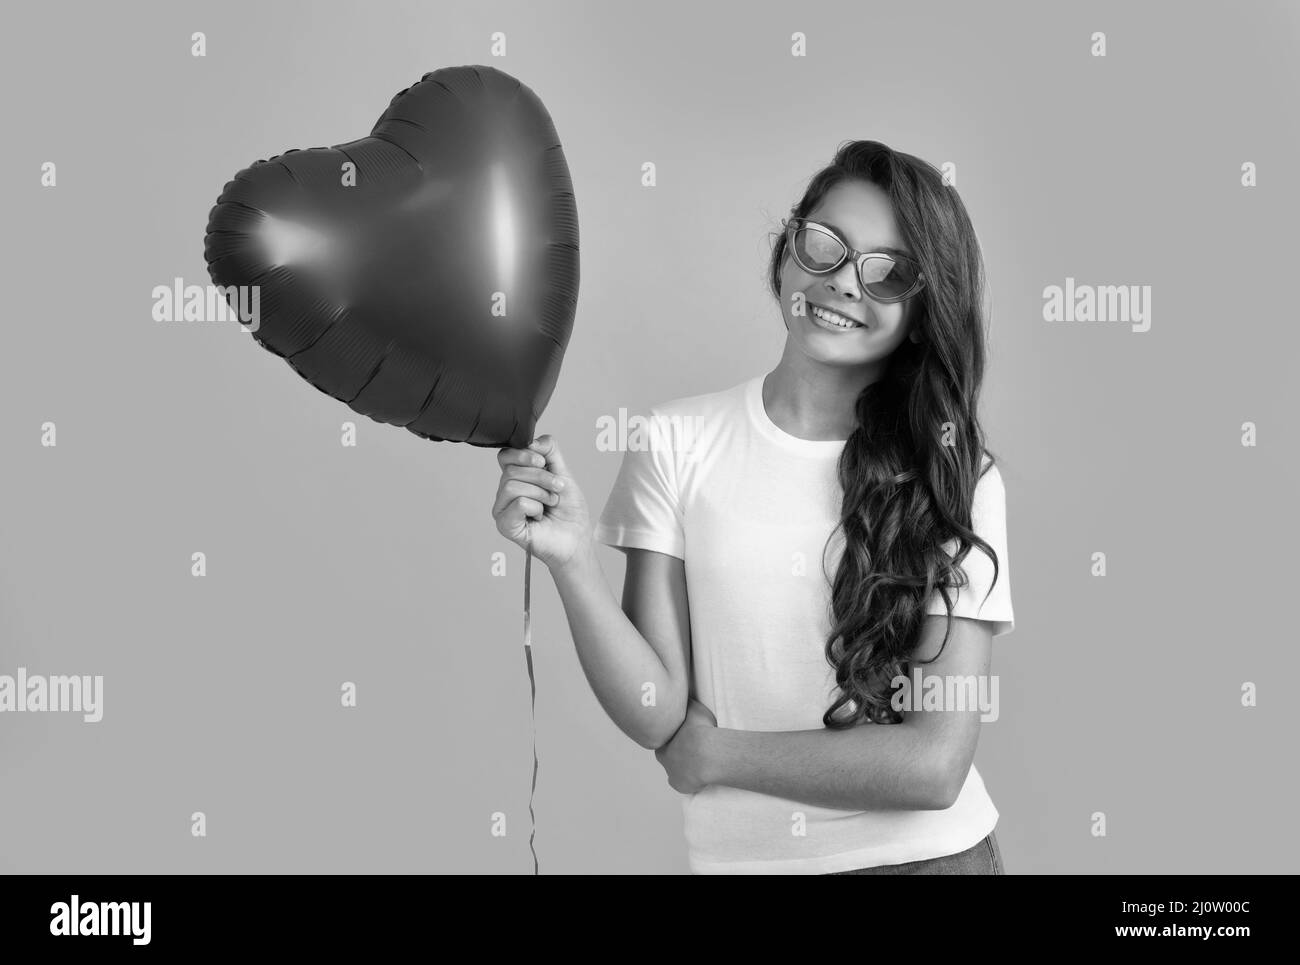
1, 0, 1297, 874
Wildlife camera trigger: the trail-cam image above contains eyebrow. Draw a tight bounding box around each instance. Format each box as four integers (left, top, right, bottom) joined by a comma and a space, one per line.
813, 219, 913, 259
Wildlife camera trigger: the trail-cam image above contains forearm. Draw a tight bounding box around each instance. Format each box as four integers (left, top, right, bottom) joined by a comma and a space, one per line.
550, 541, 683, 749
703, 723, 956, 812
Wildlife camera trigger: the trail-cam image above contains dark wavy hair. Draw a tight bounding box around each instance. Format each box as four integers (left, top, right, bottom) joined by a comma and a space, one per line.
767, 140, 1002, 728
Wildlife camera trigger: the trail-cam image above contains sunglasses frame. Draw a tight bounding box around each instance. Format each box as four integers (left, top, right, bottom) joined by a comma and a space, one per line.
783, 217, 925, 304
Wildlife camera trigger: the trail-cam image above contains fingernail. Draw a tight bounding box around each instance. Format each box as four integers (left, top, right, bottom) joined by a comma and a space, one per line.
554, 478, 565, 489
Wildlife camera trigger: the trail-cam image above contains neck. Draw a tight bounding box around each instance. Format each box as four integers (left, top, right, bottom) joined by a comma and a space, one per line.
763, 350, 883, 441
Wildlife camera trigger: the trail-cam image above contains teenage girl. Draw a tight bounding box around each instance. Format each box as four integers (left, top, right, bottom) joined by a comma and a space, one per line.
492, 140, 1014, 875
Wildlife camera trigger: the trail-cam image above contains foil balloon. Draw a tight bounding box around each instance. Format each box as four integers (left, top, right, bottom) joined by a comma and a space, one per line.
203, 65, 579, 448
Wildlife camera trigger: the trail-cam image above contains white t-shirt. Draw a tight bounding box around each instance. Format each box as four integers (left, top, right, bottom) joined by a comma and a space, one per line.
593, 374, 1015, 875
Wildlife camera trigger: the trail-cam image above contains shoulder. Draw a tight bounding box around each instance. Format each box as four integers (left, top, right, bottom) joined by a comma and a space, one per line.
645, 379, 748, 454
646, 377, 748, 422
628, 378, 750, 489
971, 455, 1009, 528
976, 453, 1006, 492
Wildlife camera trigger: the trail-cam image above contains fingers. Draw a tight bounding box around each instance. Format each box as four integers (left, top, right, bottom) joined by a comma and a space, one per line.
500, 463, 565, 493
495, 493, 546, 544
527, 434, 571, 478
494, 437, 571, 545
493, 477, 561, 517
493, 450, 566, 519
497, 445, 548, 471
514, 497, 546, 518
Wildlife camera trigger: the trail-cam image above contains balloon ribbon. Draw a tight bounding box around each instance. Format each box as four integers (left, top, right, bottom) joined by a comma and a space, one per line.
523, 543, 539, 874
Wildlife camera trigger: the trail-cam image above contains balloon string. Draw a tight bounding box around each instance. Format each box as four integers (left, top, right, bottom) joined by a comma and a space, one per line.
523, 541, 539, 875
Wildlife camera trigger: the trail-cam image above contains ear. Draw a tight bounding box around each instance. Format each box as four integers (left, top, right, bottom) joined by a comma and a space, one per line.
906, 300, 925, 344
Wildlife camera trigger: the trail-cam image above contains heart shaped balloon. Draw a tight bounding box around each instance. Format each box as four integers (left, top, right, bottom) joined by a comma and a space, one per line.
203, 65, 579, 449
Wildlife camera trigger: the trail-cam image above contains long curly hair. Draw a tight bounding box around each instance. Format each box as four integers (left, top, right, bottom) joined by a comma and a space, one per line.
767, 140, 1003, 727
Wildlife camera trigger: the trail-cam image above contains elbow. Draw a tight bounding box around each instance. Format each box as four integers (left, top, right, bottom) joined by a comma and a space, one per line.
633, 704, 688, 751
924, 781, 961, 812
637, 730, 668, 751
914, 754, 972, 810
638, 723, 679, 752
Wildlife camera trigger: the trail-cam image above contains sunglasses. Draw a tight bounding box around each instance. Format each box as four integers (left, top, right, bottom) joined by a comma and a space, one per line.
782, 217, 925, 303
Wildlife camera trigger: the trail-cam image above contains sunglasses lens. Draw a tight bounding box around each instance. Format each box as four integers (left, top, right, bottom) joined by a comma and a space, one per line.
860, 255, 919, 300
790, 225, 845, 272
789, 221, 921, 300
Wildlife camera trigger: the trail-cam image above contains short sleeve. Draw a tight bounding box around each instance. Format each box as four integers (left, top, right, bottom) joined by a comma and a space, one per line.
924, 462, 1015, 636
592, 415, 686, 560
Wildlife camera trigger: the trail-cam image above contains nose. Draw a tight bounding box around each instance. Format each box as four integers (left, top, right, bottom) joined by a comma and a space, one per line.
824, 266, 862, 303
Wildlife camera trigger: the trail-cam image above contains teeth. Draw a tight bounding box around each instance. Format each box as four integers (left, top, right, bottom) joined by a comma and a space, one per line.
812, 306, 857, 328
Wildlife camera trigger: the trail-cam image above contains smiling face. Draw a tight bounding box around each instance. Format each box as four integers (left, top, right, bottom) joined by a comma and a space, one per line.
779, 178, 919, 367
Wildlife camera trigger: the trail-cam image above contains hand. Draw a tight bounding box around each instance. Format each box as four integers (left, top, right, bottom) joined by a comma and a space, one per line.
654, 698, 718, 795
493, 435, 592, 572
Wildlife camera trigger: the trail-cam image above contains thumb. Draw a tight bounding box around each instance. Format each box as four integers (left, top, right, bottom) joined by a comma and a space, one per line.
528, 434, 571, 478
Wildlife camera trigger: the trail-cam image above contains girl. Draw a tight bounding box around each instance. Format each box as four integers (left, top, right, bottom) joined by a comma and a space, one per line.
492, 140, 1014, 875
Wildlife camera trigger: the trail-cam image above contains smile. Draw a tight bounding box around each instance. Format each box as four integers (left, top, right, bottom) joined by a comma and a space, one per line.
809, 304, 863, 330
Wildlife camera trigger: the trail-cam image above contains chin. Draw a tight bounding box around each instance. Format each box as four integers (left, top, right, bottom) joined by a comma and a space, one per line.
788, 314, 888, 358
803, 344, 875, 366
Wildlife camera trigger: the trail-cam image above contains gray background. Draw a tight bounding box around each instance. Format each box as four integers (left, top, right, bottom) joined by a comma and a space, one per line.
1, 0, 1296, 874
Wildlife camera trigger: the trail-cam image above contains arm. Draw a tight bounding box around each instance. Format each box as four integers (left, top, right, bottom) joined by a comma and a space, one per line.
551, 541, 691, 751
699, 615, 994, 811
493, 436, 691, 751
